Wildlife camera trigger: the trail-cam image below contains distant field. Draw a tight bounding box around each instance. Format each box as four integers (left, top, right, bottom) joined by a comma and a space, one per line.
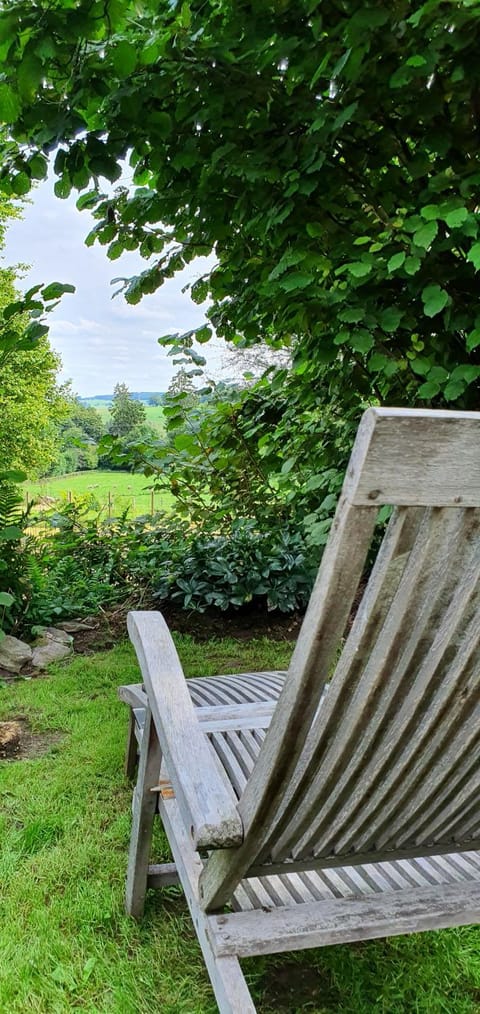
25, 470, 173, 518
86, 403, 166, 434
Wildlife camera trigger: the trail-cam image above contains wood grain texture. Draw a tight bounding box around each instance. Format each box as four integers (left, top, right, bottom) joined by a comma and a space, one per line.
123, 409, 480, 1014
211, 880, 480, 958
127, 611, 243, 850
159, 792, 257, 1013
343, 407, 480, 506
125, 708, 162, 919
200, 499, 377, 910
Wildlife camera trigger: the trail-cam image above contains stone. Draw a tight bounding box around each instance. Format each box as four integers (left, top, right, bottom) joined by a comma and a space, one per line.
34, 626, 74, 647
31, 627, 74, 669
0, 635, 32, 673
56, 620, 95, 633
31, 639, 73, 669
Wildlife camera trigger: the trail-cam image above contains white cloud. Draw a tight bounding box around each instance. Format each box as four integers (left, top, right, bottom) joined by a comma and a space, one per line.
4, 175, 216, 396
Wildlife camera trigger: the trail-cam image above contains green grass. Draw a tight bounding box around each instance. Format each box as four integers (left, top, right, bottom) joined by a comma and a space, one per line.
1, 637, 479, 1013
25, 470, 173, 517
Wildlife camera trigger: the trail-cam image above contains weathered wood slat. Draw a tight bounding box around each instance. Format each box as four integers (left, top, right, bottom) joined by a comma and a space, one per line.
158, 793, 257, 1013
211, 880, 480, 958
343, 407, 480, 507
125, 708, 162, 919
279, 508, 480, 859
200, 500, 377, 910
147, 863, 180, 888
127, 612, 243, 850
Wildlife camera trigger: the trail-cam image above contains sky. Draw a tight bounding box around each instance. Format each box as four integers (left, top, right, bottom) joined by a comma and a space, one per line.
2, 173, 223, 397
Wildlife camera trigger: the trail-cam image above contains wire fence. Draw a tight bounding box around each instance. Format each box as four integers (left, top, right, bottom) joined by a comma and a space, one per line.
26, 488, 172, 519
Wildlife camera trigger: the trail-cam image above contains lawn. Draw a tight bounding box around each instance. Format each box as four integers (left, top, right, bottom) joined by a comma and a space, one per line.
25, 470, 173, 518
1, 636, 479, 1013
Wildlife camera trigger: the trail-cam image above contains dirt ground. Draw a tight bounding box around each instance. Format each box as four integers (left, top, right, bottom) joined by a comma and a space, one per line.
67, 600, 303, 655
0, 717, 63, 761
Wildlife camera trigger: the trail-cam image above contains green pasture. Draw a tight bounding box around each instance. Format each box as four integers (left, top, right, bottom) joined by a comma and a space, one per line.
84, 402, 166, 434
25, 470, 173, 517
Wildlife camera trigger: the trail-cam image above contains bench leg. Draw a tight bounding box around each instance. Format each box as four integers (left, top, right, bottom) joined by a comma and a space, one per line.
125, 707, 162, 919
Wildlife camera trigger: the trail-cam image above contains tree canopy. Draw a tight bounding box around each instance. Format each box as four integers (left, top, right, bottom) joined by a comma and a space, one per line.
1, 0, 480, 412
109, 382, 146, 436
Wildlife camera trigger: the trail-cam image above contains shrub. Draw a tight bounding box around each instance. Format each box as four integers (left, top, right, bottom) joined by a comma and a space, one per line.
21, 503, 317, 629
153, 519, 318, 613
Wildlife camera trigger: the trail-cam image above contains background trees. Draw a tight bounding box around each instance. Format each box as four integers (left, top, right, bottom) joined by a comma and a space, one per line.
109, 383, 146, 437
1, 0, 480, 546
0, 203, 71, 476
1, 1, 479, 408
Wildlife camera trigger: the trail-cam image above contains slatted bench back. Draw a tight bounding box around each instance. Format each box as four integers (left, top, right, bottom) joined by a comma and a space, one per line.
199, 408, 480, 910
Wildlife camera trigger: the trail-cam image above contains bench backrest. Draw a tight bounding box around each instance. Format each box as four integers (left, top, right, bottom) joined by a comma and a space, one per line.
200, 409, 480, 909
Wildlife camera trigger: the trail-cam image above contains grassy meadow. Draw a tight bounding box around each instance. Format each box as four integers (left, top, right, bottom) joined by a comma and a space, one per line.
1, 637, 479, 1013
26, 470, 173, 517
84, 401, 166, 434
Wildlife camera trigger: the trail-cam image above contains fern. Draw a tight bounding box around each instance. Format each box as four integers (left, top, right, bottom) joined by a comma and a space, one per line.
0, 480, 32, 635
0, 482, 24, 530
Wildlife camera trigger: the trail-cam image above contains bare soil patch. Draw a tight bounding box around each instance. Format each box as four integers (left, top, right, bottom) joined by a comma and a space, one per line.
68, 601, 302, 655
0, 717, 63, 761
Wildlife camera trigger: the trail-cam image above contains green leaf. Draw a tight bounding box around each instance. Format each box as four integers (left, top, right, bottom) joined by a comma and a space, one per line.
338, 307, 364, 323
445, 207, 468, 229
107, 240, 124, 261
427, 366, 449, 383
417, 380, 441, 399
349, 331, 374, 354
306, 222, 323, 238
11, 173, 30, 196
413, 221, 438, 249
421, 284, 449, 317
0, 526, 22, 542
0, 592, 14, 607
25, 323, 49, 342
0, 83, 21, 121
279, 272, 313, 291
467, 242, 480, 270
0, 469, 27, 482
28, 154, 48, 180
380, 307, 402, 331
195, 325, 212, 343
443, 381, 465, 401
406, 54, 427, 68
450, 364, 480, 383
332, 101, 358, 131
17, 54, 43, 100
404, 256, 422, 275
54, 176, 72, 200
112, 41, 137, 76
42, 282, 75, 300
343, 261, 372, 278
76, 191, 99, 211
368, 352, 390, 372
420, 204, 439, 221
387, 252, 405, 272
409, 357, 431, 377
466, 328, 480, 352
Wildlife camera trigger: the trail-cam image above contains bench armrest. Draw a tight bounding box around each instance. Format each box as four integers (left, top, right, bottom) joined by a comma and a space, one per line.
127, 611, 243, 850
